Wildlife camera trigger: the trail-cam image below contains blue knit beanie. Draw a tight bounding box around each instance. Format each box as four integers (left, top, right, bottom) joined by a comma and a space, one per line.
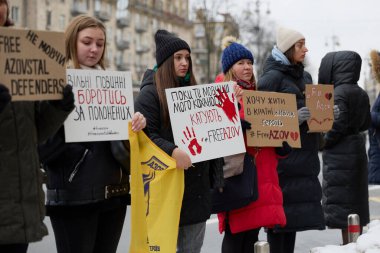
221, 42, 254, 74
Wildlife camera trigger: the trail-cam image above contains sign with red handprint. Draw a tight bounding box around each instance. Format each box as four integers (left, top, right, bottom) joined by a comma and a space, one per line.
165, 82, 246, 163
305, 84, 334, 132
243, 90, 301, 148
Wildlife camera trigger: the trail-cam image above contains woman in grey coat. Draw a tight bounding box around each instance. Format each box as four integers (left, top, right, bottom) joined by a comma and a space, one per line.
318, 50, 371, 245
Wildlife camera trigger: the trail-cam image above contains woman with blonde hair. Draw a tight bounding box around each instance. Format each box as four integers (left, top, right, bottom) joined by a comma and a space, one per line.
39, 15, 146, 253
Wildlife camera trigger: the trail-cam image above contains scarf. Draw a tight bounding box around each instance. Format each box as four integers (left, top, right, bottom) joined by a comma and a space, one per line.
271, 46, 291, 65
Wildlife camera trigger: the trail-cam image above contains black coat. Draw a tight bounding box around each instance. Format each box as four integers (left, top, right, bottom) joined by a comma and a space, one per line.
134, 70, 224, 226
257, 55, 325, 232
39, 127, 130, 207
319, 51, 371, 228
0, 101, 72, 243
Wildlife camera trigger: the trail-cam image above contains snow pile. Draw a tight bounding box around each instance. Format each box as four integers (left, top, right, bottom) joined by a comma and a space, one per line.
310, 220, 380, 253
356, 220, 380, 252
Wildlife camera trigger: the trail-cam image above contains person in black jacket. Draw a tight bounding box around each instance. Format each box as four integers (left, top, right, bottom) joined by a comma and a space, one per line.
257, 26, 327, 253
0, 1, 74, 252
38, 15, 146, 253
319, 50, 371, 244
134, 29, 224, 253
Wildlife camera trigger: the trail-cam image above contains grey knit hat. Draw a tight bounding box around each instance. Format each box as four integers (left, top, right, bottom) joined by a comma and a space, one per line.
154, 29, 191, 67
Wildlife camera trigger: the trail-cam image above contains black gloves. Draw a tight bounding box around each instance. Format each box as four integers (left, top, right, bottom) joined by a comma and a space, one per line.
0, 84, 11, 113
275, 141, 292, 157
0, 83, 11, 113
50, 85, 75, 112
241, 119, 252, 131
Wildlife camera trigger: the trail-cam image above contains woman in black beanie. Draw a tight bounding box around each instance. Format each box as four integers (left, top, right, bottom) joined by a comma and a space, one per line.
134, 29, 224, 253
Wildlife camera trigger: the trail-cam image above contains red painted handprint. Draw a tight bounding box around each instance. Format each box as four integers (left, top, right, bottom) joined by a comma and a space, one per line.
182, 126, 202, 156
215, 87, 238, 123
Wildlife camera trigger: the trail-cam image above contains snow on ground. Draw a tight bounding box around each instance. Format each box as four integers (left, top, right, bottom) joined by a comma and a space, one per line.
311, 220, 380, 253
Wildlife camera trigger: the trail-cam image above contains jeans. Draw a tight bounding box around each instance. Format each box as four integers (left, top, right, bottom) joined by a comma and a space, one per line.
177, 222, 206, 253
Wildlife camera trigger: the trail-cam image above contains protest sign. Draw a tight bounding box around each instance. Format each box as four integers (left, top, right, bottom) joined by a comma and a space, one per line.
305, 84, 334, 132
243, 90, 301, 148
165, 82, 246, 163
0, 27, 65, 101
64, 69, 133, 142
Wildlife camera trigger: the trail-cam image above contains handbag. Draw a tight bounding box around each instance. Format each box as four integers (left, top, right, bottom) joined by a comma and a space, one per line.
222, 153, 245, 178
211, 153, 258, 213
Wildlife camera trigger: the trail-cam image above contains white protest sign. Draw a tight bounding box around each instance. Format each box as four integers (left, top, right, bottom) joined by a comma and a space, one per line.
165, 82, 246, 163
64, 69, 134, 142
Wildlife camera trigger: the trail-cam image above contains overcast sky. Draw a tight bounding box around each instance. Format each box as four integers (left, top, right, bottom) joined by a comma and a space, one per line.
191, 0, 380, 86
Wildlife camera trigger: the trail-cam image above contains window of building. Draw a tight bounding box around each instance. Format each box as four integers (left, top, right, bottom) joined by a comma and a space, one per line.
117, 0, 129, 9
46, 11, 52, 28
59, 15, 65, 30
11, 6, 19, 23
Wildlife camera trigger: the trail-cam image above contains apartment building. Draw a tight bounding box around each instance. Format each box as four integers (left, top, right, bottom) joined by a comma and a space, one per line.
7, 0, 193, 87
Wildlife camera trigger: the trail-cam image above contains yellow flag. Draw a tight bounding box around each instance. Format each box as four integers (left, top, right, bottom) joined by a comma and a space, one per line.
129, 122, 184, 253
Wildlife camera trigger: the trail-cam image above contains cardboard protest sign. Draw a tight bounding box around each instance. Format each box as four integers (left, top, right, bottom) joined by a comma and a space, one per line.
243, 90, 301, 148
165, 82, 246, 163
0, 27, 65, 101
64, 69, 134, 142
305, 84, 334, 132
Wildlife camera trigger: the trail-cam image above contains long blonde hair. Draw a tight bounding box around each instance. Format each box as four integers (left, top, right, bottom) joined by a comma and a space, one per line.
65, 15, 107, 69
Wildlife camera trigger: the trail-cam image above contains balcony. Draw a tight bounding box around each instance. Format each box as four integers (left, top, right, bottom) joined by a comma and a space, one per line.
116, 17, 130, 28
116, 39, 130, 50
94, 10, 111, 22
135, 22, 148, 33
135, 45, 150, 54
71, 3, 87, 16
116, 62, 131, 71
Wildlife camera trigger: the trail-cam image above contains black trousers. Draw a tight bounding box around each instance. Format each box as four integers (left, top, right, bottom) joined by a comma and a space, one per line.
267, 230, 296, 253
222, 223, 260, 253
0, 244, 28, 253
50, 204, 127, 253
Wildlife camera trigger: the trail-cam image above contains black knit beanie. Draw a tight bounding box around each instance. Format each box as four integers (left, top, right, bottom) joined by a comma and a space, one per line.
155, 29, 191, 68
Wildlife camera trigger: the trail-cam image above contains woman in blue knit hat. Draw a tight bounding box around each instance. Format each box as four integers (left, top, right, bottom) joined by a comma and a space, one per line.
215, 37, 288, 253
134, 29, 224, 253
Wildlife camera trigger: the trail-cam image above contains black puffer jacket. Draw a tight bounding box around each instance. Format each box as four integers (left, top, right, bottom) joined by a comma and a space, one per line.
257, 55, 325, 232
134, 70, 224, 226
318, 51, 371, 228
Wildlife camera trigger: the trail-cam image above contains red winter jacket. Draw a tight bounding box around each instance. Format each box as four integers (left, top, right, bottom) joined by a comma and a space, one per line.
217, 99, 286, 234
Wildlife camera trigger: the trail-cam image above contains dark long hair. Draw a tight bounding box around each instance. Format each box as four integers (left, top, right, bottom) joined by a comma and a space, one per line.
284, 46, 296, 64
155, 54, 197, 127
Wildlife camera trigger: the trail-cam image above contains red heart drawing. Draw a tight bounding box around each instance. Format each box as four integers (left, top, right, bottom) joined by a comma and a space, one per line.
290, 132, 299, 141
325, 93, 332, 100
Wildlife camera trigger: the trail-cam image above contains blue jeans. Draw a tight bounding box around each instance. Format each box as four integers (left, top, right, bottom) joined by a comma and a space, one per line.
177, 222, 206, 253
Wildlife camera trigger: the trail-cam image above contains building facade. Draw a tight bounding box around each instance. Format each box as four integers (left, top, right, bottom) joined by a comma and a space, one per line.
8, 0, 193, 88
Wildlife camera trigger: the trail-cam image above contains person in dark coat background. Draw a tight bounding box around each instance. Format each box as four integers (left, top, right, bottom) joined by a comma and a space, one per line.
257, 26, 327, 253
368, 50, 380, 185
318, 50, 371, 245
